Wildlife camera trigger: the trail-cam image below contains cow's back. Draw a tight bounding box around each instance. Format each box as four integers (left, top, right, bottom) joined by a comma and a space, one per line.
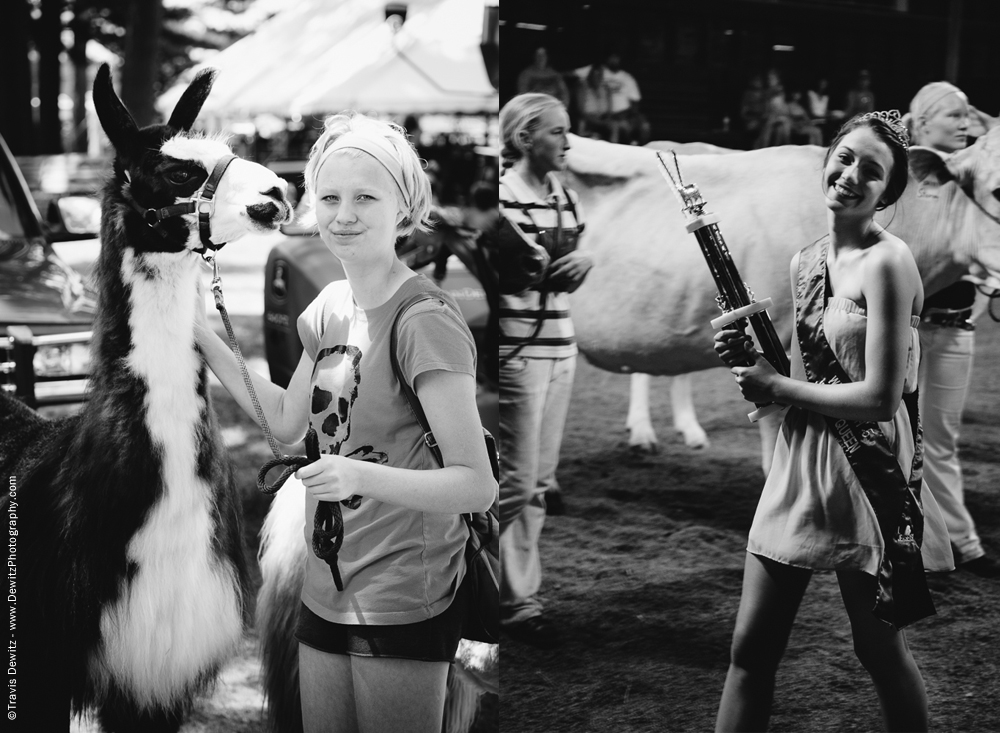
564, 136, 828, 375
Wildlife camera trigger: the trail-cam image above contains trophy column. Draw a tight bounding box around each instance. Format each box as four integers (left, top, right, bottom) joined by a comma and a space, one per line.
655, 151, 790, 422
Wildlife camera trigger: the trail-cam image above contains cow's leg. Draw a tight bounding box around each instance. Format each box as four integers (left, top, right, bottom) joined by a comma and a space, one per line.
627, 374, 710, 452
626, 373, 658, 453
671, 373, 709, 449
757, 410, 782, 476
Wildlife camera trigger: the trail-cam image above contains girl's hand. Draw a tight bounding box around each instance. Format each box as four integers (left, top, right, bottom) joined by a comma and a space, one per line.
714, 327, 755, 367
546, 251, 594, 292
295, 455, 365, 503
731, 351, 781, 404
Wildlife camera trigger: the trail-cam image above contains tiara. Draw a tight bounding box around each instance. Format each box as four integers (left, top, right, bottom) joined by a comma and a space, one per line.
857, 109, 910, 147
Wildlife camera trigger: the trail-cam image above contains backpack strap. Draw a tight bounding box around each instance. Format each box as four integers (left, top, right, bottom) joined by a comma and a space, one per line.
389, 292, 449, 465
389, 292, 500, 525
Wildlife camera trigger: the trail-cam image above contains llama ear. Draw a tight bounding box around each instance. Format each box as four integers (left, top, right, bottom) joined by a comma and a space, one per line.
93, 63, 139, 157
167, 68, 218, 132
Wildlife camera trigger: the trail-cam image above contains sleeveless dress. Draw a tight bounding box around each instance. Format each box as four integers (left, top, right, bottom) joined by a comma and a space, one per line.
748, 296, 954, 575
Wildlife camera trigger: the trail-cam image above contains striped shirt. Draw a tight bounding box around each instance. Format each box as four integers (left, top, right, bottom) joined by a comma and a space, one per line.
500, 169, 584, 360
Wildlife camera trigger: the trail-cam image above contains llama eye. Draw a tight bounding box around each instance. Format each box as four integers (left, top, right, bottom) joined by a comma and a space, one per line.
168, 170, 195, 185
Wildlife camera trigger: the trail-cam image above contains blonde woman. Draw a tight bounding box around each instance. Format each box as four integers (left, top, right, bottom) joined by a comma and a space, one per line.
905, 82, 1000, 577
197, 112, 496, 732
499, 93, 592, 647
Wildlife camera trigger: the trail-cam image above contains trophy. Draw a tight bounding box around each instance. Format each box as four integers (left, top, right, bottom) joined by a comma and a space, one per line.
655, 150, 789, 422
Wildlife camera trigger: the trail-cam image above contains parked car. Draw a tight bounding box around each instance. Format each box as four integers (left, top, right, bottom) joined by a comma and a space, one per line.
0, 134, 97, 410
262, 191, 498, 435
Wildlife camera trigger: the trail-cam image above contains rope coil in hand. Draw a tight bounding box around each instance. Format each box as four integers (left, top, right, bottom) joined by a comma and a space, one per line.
256, 430, 361, 591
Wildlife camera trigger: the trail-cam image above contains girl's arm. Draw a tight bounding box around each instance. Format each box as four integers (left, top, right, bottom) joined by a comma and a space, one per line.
196, 308, 312, 444
727, 243, 920, 422
295, 369, 497, 514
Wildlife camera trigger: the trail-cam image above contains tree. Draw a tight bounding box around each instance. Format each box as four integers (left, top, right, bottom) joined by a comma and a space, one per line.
2, 0, 267, 155
0, 0, 34, 153
78, 0, 269, 126
68, 8, 91, 152
121, 0, 165, 127
38, 0, 65, 153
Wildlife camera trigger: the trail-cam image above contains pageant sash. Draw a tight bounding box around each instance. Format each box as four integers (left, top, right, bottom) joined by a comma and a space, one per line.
795, 239, 934, 628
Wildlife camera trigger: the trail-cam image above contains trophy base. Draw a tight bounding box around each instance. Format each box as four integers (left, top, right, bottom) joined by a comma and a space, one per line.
711, 298, 774, 331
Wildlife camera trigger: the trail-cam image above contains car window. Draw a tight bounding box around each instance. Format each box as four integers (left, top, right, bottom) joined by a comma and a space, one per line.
0, 150, 39, 244
0, 170, 29, 239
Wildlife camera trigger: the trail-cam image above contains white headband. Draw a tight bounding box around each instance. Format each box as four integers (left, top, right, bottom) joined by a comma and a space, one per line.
910, 82, 964, 122
314, 131, 410, 208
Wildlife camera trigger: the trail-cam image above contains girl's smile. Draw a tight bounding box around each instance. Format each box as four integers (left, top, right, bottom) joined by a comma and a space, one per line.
823, 127, 894, 214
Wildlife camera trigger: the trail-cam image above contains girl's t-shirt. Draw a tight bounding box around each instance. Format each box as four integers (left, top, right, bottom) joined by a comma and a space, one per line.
296, 273, 477, 624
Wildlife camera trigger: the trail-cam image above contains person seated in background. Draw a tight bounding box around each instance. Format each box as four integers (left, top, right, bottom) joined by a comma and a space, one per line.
807, 77, 832, 143
843, 69, 876, 121
575, 64, 612, 140
517, 47, 571, 109
739, 73, 767, 148
807, 78, 830, 120
755, 69, 792, 147
788, 89, 824, 145
602, 53, 650, 145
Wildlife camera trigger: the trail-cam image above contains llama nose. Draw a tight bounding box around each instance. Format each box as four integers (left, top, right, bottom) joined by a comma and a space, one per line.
247, 201, 280, 223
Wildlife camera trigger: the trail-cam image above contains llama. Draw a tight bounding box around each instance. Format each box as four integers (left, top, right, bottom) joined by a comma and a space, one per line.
0, 63, 291, 732
256, 479, 500, 733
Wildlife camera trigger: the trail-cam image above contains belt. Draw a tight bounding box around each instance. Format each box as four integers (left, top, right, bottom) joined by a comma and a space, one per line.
921, 308, 974, 330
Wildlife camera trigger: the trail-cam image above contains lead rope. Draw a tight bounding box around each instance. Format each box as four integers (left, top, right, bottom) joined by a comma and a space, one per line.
204, 253, 355, 590
205, 252, 283, 458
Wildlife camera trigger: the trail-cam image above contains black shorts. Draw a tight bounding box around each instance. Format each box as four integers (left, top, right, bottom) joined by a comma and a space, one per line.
295, 571, 469, 663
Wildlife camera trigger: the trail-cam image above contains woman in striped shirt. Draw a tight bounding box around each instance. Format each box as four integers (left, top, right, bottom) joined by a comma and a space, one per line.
499, 93, 593, 648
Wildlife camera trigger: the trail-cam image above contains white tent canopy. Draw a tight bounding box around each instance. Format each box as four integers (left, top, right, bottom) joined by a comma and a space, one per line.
158, 0, 497, 118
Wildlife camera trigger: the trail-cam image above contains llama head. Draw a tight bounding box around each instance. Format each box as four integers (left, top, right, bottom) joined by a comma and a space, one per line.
93, 63, 292, 253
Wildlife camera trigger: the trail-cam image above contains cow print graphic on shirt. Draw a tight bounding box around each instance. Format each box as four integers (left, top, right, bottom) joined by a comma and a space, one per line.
310, 344, 387, 466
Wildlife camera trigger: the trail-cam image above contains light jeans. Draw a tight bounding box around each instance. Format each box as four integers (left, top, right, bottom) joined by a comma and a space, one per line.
918, 324, 982, 562
499, 355, 576, 624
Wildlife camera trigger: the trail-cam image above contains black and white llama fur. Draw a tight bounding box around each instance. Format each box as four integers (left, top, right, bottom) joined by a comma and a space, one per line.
0, 63, 290, 732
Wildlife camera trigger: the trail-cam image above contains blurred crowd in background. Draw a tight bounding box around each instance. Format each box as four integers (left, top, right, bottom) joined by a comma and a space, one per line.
516, 44, 882, 149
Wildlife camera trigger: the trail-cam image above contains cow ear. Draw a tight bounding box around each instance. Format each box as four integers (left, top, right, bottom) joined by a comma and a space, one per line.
968, 105, 1000, 138
167, 68, 218, 131
93, 63, 139, 158
908, 145, 953, 184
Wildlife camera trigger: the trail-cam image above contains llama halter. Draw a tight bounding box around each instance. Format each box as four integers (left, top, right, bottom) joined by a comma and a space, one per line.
122, 152, 238, 253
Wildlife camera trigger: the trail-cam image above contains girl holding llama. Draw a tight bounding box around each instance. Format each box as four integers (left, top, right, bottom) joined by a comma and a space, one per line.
196, 112, 497, 733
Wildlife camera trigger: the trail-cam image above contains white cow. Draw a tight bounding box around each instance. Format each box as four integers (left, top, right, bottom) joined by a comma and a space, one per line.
564, 131, 1000, 470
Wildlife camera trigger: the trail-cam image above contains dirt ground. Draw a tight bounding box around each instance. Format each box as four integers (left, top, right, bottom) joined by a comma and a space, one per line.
501, 315, 1000, 732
